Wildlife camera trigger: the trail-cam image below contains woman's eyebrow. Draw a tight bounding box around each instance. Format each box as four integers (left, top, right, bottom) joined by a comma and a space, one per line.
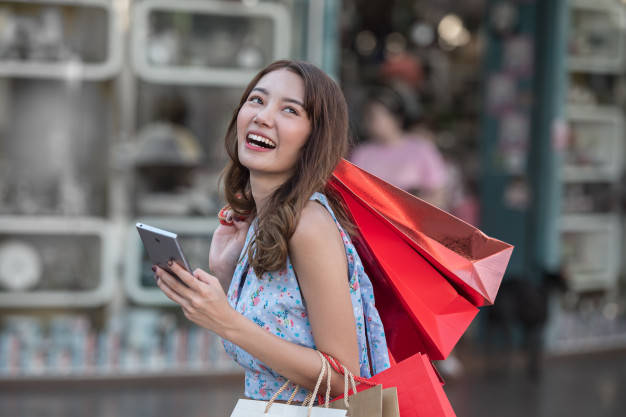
251, 87, 304, 108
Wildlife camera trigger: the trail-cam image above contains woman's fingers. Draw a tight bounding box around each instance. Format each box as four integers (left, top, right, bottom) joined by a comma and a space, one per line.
154, 267, 188, 306
167, 261, 199, 290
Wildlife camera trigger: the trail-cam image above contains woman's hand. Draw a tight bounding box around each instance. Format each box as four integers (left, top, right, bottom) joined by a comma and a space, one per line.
209, 211, 252, 287
154, 262, 238, 336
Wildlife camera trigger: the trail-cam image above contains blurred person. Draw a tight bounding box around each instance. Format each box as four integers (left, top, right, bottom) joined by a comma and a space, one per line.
350, 83, 469, 379
349, 84, 449, 209
152, 60, 390, 401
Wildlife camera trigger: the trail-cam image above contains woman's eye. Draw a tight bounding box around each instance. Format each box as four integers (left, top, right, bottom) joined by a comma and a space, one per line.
284, 107, 298, 115
249, 96, 263, 104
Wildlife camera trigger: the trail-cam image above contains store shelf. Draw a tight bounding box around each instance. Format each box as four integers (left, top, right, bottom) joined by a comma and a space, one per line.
563, 105, 624, 183
125, 217, 219, 306
568, 0, 626, 74
131, 0, 291, 86
0, 216, 116, 308
559, 213, 621, 292
0, 0, 123, 80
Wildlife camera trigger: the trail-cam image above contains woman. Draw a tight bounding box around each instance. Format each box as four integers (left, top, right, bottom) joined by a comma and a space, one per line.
350, 84, 449, 209
153, 60, 389, 401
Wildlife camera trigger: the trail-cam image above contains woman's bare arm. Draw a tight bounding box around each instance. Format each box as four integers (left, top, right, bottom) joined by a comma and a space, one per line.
155, 201, 358, 396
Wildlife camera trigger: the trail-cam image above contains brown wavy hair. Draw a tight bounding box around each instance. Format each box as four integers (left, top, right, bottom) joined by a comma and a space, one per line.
221, 60, 354, 277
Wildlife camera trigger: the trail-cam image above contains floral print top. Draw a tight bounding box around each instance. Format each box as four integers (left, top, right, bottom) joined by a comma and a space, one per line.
222, 193, 390, 401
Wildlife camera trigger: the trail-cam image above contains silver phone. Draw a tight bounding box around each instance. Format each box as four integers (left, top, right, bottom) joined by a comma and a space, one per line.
136, 223, 191, 276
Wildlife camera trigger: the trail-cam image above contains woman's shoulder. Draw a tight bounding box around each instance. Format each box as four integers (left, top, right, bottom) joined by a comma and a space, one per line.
289, 198, 338, 248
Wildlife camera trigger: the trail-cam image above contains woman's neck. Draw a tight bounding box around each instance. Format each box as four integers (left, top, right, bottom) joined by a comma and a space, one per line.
249, 173, 285, 216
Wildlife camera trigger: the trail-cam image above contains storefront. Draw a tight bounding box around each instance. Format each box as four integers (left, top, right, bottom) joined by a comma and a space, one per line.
0, 0, 625, 397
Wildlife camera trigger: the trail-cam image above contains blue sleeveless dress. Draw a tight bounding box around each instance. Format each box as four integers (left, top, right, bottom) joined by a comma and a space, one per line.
222, 193, 390, 401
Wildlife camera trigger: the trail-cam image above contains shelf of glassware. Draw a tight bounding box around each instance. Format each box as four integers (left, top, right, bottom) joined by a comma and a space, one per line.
559, 213, 622, 292
0, 216, 116, 308
562, 105, 624, 183
568, 0, 626, 74
0, 0, 123, 80
125, 216, 220, 306
131, 0, 291, 86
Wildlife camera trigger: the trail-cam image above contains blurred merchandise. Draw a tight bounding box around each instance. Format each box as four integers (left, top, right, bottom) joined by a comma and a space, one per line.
133, 0, 290, 86
0, 240, 42, 291
550, 295, 626, 354
562, 183, 614, 213
0, 310, 239, 377
0, 1, 121, 81
568, 0, 626, 73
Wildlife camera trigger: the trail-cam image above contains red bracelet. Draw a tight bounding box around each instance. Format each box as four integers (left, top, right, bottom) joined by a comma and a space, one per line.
218, 206, 234, 226
218, 205, 248, 226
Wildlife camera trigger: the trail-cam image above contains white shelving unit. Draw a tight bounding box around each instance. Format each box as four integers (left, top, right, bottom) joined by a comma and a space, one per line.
560, 213, 621, 292
563, 105, 624, 183
125, 217, 219, 306
131, 0, 291, 86
568, 0, 626, 73
0, 216, 116, 307
548, 0, 626, 356
0, 0, 334, 381
0, 0, 123, 80
559, 1, 626, 294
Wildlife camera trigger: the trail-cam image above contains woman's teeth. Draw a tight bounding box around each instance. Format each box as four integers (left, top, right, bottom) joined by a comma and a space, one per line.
247, 133, 276, 149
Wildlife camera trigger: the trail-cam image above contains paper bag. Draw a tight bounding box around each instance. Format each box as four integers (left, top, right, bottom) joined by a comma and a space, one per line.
342, 186, 478, 360
332, 352, 455, 417
329, 159, 514, 360
328, 384, 400, 417
331, 159, 513, 307
231, 399, 348, 417
368, 353, 455, 417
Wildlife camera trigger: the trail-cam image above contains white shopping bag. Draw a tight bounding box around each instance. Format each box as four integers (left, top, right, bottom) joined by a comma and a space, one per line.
230, 398, 347, 417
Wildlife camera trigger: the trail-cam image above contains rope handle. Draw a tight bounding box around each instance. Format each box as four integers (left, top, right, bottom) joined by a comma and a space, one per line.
264, 351, 333, 417
320, 352, 377, 409
321, 352, 377, 386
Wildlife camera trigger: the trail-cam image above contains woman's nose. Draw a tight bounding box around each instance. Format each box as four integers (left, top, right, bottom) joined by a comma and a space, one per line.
253, 107, 275, 128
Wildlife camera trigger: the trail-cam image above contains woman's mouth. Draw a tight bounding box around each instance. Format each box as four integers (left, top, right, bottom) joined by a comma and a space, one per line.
246, 133, 277, 150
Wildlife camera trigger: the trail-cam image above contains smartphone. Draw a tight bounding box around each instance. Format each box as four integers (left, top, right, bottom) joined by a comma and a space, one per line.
136, 223, 192, 277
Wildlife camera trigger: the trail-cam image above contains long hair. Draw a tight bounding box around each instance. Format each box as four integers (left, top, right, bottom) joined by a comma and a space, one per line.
221, 60, 354, 277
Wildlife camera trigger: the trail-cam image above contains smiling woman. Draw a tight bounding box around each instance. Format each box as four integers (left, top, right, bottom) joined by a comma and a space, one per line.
152, 60, 390, 403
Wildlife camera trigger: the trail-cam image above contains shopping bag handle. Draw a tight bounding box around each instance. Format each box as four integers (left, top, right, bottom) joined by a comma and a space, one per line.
264, 351, 333, 417
320, 352, 377, 409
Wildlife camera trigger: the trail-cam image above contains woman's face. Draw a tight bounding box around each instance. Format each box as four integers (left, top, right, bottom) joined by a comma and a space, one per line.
237, 68, 311, 183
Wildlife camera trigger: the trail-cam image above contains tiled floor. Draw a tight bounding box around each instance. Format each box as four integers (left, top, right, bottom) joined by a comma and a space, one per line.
444, 348, 626, 417
1, 349, 625, 417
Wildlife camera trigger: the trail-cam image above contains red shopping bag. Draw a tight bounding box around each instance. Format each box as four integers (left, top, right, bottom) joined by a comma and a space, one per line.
341, 187, 478, 360
329, 159, 513, 360
330, 352, 455, 417
331, 159, 513, 307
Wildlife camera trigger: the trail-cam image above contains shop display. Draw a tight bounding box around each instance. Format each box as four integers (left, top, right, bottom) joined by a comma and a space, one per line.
0, 0, 122, 80
0, 311, 239, 377
568, 0, 626, 73
0, 240, 42, 291
0, 217, 115, 308
132, 0, 290, 86
563, 106, 624, 182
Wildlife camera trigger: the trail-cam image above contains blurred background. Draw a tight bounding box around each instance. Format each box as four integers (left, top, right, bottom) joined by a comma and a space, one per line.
0, 0, 625, 416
